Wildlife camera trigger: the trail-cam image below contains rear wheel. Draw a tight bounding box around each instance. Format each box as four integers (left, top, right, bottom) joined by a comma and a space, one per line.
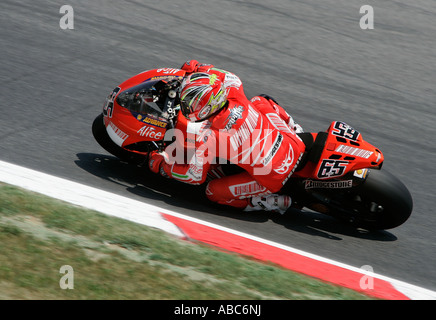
330, 169, 413, 230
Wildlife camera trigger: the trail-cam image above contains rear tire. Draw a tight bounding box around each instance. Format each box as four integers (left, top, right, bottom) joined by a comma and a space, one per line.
348, 169, 413, 230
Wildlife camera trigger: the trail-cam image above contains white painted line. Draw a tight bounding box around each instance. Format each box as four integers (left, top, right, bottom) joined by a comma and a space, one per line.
0, 160, 184, 238
1, 159, 435, 299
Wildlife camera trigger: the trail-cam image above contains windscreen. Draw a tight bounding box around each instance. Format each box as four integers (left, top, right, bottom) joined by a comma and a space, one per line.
116, 80, 166, 119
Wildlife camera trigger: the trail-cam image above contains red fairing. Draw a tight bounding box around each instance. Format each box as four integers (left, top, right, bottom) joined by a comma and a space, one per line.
293, 121, 384, 179
102, 68, 186, 152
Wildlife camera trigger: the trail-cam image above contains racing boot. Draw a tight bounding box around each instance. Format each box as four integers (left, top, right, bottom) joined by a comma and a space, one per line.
287, 115, 304, 134
244, 194, 292, 215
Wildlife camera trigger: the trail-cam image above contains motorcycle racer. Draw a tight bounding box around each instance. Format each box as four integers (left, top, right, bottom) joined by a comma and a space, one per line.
93, 62, 412, 229
149, 60, 305, 214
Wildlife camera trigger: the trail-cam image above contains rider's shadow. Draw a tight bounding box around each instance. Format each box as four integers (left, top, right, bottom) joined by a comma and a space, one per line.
75, 153, 397, 241
74, 153, 268, 223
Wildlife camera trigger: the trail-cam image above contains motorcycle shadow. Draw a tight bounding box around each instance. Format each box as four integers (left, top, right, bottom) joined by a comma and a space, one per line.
271, 209, 397, 241
75, 153, 397, 241
74, 153, 268, 224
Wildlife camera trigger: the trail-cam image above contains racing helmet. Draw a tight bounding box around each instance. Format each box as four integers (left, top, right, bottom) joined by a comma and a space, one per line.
179, 72, 228, 122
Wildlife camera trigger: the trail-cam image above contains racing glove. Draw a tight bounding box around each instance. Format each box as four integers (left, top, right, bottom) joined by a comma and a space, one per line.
180, 60, 214, 74
148, 151, 172, 178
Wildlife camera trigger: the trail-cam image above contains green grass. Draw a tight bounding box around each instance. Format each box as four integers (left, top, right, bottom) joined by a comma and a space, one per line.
0, 183, 376, 300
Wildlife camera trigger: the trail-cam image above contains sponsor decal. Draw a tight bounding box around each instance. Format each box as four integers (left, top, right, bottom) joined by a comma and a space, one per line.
223, 73, 242, 88
149, 75, 183, 81
229, 106, 259, 150
187, 163, 203, 181
224, 105, 244, 130
229, 181, 267, 198
266, 113, 293, 135
106, 121, 128, 146
353, 168, 369, 179
136, 115, 168, 128
262, 133, 283, 166
156, 68, 180, 74
335, 145, 373, 158
304, 179, 353, 189
137, 125, 163, 140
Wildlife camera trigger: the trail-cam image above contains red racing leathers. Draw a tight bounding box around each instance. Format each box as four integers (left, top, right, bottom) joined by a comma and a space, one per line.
150, 64, 306, 209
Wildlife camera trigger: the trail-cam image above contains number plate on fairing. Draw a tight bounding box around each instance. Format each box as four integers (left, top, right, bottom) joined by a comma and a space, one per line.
313, 121, 370, 180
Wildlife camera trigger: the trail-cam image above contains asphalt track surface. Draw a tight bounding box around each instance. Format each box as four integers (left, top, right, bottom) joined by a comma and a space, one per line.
1, 0, 435, 293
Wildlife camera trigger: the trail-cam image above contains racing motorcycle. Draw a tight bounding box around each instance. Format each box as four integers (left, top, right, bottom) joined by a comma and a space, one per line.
92, 68, 413, 230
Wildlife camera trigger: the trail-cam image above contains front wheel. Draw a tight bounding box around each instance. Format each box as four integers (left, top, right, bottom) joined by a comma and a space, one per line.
335, 169, 413, 230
